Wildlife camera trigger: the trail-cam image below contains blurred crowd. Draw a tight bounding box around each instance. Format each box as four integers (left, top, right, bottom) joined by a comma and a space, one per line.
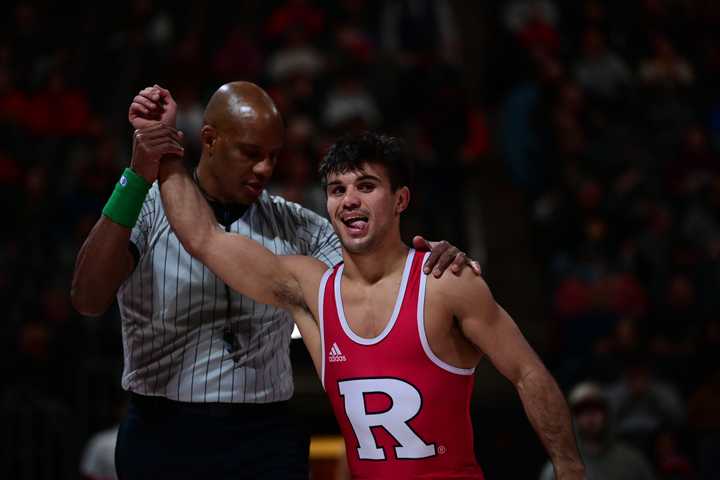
1, 0, 719, 479
490, 0, 720, 478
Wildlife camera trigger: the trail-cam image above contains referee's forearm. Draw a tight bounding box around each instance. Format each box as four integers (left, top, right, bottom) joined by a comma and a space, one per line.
71, 216, 135, 316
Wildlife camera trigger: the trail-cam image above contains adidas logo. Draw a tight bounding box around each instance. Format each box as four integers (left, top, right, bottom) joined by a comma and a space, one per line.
328, 342, 347, 363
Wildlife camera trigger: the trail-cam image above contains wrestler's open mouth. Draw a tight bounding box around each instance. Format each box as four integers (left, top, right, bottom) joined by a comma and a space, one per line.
342, 215, 368, 227
341, 215, 369, 235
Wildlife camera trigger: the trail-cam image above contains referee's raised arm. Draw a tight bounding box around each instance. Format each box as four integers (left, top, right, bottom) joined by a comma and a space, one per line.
71, 87, 181, 316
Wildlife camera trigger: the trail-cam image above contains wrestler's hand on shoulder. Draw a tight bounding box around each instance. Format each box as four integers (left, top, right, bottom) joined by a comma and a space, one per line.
413, 235, 482, 278
129, 84, 177, 130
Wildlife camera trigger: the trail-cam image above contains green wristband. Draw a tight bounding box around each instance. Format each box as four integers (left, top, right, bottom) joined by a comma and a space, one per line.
102, 168, 151, 228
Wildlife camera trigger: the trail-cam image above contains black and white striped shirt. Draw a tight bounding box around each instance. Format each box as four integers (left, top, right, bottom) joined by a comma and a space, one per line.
117, 184, 341, 403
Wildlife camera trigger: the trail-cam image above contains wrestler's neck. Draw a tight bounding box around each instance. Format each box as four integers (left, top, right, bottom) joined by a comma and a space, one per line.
341, 234, 408, 286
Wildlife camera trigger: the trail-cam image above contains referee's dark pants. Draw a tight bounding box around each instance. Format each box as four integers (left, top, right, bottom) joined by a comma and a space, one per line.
115, 393, 310, 480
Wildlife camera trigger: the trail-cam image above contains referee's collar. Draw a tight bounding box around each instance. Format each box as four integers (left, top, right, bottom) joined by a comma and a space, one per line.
208, 200, 249, 228
193, 169, 250, 228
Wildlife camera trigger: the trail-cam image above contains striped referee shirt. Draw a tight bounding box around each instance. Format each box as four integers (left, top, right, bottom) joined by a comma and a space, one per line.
117, 184, 341, 403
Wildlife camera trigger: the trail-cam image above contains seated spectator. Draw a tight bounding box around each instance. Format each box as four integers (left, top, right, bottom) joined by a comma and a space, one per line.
539, 381, 655, 480
504, 0, 559, 35
330, 0, 377, 66
322, 69, 380, 132
639, 35, 694, 90
381, 0, 460, 66
515, 4, 561, 55
594, 317, 645, 381
574, 28, 632, 100
605, 354, 685, 452
267, 26, 325, 83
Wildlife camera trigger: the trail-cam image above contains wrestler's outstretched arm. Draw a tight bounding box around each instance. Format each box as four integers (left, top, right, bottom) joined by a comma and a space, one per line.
157, 154, 327, 371
436, 270, 585, 480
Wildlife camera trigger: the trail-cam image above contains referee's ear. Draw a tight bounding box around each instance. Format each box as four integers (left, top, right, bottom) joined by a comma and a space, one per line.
201, 125, 217, 155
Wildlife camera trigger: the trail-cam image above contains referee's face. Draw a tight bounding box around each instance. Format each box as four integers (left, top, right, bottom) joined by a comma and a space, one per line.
203, 116, 285, 204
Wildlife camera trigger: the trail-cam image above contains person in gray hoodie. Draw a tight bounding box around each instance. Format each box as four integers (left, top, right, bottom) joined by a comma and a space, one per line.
540, 381, 656, 480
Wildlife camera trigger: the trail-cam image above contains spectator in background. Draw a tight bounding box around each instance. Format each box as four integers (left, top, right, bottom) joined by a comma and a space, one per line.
500, 50, 563, 192
639, 35, 694, 90
267, 25, 325, 84
593, 317, 645, 382
574, 28, 631, 101
605, 354, 685, 453
514, 2, 561, 56
266, 23, 326, 120
381, 0, 460, 67
328, 0, 377, 66
539, 381, 655, 480
322, 65, 381, 133
380, 0, 460, 126
504, 0, 559, 41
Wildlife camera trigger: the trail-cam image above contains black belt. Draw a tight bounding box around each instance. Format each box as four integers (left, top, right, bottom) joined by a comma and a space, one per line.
129, 392, 290, 418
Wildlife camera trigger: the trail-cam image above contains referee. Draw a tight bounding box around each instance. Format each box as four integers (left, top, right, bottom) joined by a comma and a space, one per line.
71, 82, 475, 480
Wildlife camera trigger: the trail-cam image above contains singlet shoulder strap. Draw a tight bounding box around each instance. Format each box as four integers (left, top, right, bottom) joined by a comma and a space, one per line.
318, 267, 334, 390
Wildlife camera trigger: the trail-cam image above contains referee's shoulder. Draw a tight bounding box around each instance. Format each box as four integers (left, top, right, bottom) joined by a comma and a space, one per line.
261, 191, 327, 225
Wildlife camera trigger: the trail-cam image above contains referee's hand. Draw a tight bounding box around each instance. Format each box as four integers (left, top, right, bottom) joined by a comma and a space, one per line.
131, 124, 184, 184
129, 84, 177, 130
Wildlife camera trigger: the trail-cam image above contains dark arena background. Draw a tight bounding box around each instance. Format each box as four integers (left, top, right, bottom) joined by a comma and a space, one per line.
2, 0, 720, 479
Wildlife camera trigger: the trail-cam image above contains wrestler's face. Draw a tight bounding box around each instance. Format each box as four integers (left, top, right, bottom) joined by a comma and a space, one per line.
325, 162, 409, 254
201, 116, 284, 205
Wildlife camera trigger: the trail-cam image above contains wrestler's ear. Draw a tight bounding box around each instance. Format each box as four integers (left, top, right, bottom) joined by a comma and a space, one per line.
395, 186, 410, 215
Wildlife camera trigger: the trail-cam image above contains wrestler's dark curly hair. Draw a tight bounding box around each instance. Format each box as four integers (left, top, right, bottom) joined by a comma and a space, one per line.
319, 132, 414, 192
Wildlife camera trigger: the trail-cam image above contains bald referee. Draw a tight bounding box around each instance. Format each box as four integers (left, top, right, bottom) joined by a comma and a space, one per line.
71, 82, 478, 480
